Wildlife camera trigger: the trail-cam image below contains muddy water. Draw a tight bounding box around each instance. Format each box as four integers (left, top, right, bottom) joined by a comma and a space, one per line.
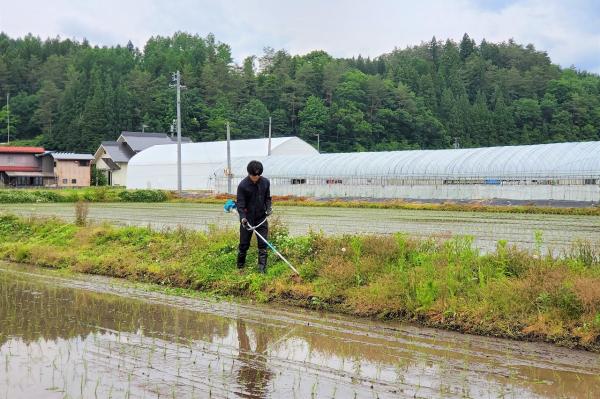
3, 203, 600, 254
1, 262, 599, 398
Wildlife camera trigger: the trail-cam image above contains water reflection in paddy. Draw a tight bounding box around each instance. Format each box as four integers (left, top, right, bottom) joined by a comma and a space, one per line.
1, 262, 599, 398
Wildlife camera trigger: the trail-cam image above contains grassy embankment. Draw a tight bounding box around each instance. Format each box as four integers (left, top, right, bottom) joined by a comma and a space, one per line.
0, 213, 599, 351
1, 187, 600, 216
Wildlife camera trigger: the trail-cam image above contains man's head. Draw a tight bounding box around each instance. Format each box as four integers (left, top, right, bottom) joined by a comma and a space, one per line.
247, 160, 263, 183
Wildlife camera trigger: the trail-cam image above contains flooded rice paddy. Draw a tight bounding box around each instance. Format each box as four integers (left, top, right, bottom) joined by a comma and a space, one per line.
1, 261, 599, 398
2, 203, 600, 254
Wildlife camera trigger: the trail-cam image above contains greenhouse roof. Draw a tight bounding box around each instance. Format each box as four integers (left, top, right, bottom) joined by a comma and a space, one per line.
129, 137, 318, 166
220, 141, 600, 179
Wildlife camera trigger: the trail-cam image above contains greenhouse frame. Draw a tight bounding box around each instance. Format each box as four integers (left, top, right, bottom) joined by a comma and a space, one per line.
213, 141, 600, 202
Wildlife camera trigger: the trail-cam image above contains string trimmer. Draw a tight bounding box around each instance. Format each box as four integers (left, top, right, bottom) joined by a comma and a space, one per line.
224, 199, 300, 276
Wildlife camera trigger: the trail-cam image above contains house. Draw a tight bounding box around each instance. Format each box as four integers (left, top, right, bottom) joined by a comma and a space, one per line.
0, 146, 55, 187
93, 131, 191, 186
38, 152, 94, 187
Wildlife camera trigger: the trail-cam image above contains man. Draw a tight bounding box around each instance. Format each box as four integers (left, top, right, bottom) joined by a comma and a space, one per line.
236, 160, 272, 273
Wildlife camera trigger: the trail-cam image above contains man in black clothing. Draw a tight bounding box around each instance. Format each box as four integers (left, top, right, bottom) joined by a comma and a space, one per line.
236, 160, 272, 273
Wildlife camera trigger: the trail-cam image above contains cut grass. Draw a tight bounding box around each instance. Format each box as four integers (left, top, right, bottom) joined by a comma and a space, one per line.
0, 213, 599, 351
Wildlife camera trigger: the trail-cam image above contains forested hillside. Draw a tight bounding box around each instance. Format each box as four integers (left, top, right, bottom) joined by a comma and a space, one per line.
0, 32, 599, 153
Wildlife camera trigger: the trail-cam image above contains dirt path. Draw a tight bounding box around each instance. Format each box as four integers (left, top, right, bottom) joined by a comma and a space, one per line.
3, 202, 600, 253
1, 262, 599, 398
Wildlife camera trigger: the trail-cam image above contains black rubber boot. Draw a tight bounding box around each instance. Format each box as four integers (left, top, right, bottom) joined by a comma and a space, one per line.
258, 249, 268, 273
237, 251, 247, 269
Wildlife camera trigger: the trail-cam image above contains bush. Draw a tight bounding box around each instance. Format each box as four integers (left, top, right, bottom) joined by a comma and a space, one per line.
117, 189, 168, 202
553, 286, 584, 319
0, 214, 31, 238
0, 188, 167, 203
0, 190, 62, 203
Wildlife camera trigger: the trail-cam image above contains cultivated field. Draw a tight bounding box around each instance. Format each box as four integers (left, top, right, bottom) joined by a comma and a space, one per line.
3, 202, 600, 254
2, 262, 599, 399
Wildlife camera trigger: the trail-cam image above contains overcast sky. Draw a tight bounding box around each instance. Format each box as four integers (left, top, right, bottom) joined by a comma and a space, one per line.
1, 0, 599, 73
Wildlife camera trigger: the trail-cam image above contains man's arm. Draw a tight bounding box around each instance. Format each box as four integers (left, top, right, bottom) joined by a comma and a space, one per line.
236, 183, 247, 221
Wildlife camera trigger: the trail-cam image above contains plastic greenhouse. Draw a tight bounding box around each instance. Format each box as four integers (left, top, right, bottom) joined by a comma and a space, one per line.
126, 137, 318, 190
213, 141, 600, 202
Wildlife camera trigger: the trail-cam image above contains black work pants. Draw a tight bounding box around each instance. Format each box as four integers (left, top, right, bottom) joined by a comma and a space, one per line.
239, 221, 269, 253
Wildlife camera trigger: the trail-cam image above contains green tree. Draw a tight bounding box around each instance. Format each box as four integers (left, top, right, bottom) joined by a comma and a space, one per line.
299, 95, 328, 145
0, 31, 598, 154
33, 80, 61, 136
0, 106, 21, 142
237, 99, 269, 137
270, 108, 289, 135
459, 33, 476, 60
512, 98, 542, 144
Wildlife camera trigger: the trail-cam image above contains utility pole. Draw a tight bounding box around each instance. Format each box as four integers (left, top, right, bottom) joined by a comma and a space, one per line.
268, 117, 272, 156
226, 122, 232, 194
6, 93, 9, 144
170, 71, 183, 194
316, 133, 320, 153
176, 71, 182, 193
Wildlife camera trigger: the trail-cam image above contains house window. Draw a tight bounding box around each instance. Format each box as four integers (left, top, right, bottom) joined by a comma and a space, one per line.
62, 179, 68, 184
291, 178, 306, 185
53, 161, 57, 167
71, 179, 77, 184
79, 160, 90, 167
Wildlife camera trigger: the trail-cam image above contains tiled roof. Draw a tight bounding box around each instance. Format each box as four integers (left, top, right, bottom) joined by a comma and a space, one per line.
50, 152, 94, 161
119, 131, 192, 152
0, 146, 45, 154
120, 131, 170, 138
102, 158, 121, 170
38, 151, 94, 160
100, 142, 133, 163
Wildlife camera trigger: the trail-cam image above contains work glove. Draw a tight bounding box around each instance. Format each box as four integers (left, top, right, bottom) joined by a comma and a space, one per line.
266, 207, 272, 216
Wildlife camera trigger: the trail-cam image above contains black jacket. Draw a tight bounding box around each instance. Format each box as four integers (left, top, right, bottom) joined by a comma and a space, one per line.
236, 176, 272, 223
